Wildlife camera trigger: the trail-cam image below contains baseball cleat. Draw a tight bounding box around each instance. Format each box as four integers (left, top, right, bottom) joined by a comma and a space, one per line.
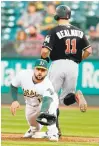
32, 132, 47, 138
58, 127, 62, 137
48, 134, 59, 141
23, 128, 34, 138
46, 131, 59, 141
23, 127, 37, 138
75, 90, 87, 112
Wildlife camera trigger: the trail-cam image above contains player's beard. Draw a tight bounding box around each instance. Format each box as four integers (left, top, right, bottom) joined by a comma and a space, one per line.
34, 73, 45, 81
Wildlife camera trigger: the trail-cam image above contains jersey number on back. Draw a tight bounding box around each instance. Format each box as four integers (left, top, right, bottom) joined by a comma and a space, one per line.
65, 39, 77, 54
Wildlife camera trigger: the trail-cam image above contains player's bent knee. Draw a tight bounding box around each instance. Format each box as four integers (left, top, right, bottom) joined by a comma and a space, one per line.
63, 93, 76, 106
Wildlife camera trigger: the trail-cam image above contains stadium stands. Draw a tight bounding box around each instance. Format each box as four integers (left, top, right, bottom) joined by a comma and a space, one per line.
1, 1, 99, 41
1, 1, 27, 41
1, 1, 99, 58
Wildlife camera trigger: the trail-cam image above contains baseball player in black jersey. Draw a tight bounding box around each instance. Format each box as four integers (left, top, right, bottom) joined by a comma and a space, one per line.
41, 5, 92, 137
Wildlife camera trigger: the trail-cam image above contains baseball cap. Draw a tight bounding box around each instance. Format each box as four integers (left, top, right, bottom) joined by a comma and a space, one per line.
34, 59, 48, 70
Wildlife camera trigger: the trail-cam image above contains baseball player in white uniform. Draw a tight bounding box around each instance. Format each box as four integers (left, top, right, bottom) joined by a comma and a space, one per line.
10, 59, 59, 141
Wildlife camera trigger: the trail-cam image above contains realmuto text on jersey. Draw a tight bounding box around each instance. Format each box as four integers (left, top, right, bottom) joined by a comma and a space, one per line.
56, 29, 84, 39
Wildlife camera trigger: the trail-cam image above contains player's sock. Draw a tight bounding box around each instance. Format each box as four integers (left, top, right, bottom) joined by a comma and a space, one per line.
56, 108, 62, 137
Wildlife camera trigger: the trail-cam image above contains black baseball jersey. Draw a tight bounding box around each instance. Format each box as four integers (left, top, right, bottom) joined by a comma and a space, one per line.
42, 25, 91, 63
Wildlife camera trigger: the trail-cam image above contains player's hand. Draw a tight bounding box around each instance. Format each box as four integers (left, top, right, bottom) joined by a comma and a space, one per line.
10, 101, 20, 116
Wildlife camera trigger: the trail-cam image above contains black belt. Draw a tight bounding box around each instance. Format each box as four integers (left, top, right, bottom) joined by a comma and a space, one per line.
65, 56, 79, 64
52, 57, 79, 64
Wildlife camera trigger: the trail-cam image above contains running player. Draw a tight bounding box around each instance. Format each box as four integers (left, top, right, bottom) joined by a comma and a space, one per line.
41, 5, 92, 137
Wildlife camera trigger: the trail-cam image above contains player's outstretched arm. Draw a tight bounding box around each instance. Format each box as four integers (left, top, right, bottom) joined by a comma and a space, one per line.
10, 84, 20, 116
36, 96, 56, 126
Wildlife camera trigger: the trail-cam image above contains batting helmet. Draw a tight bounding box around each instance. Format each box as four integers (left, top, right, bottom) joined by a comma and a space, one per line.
54, 5, 71, 21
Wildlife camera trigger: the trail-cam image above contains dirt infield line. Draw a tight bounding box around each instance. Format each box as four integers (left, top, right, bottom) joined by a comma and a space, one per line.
1, 133, 99, 143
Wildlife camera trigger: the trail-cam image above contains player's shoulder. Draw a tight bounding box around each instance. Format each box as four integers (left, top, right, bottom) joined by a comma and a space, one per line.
48, 25, 59, 34
18, 69, 33, 76
44, 76, 50, 82
52, 25, 62, 31
44, 76, 51, 84
70, 24, 83, 32
44, 76, 54, 88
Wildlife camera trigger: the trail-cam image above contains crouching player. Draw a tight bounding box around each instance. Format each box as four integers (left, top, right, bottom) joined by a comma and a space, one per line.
10, 59, 59, 141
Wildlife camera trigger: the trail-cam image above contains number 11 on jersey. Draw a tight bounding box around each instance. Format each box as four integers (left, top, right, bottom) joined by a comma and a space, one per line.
65, 39, 77, 54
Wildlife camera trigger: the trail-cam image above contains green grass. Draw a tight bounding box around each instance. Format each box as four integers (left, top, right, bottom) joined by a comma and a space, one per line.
1, 106, 99, 146
1, 141, 99, 146
60, 109, 99, 137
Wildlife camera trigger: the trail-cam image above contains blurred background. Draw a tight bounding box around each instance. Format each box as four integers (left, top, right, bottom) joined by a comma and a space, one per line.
1, 1, 99, 105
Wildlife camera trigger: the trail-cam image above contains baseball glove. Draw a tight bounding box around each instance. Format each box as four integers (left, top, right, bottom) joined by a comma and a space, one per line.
36, 112, 56, 126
